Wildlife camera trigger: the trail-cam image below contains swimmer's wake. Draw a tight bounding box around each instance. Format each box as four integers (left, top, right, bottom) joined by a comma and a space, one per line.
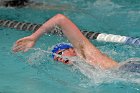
12, 47, 140, 86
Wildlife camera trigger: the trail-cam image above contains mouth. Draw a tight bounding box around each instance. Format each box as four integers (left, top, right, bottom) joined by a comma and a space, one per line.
64, 59, 69, 64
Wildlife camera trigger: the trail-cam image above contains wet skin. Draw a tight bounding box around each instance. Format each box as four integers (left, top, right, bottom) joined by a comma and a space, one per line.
54, 48, 76, 64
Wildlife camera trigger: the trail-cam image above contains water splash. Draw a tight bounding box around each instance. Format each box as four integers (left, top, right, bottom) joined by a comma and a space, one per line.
13, 47, 140, 87
26, 48, 52, 65
68, 56, 140, 86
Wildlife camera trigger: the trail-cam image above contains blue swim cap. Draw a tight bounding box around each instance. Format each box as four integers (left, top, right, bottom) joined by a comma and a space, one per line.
52, 43, 73, 58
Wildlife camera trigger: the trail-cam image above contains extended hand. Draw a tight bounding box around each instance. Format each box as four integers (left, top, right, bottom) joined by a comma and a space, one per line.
13, 36, 36, 52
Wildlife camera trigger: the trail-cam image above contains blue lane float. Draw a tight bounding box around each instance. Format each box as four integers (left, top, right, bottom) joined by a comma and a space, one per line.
0, 19, 140, 46
125, 37, 140, 46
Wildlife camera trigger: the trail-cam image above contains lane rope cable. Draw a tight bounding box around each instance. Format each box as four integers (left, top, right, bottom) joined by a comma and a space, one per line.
0, 19, 140, 46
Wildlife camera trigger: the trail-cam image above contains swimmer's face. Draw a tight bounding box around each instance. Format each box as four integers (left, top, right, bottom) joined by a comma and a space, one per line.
54, 48, 76, 64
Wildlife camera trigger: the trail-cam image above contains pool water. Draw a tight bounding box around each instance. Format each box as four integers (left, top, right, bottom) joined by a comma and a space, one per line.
0, 0, 140, 93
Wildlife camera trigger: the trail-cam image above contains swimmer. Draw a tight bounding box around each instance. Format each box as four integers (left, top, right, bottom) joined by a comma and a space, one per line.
12, 14, 140, 72
0, 0, 30, 7
0, 0, 74, 11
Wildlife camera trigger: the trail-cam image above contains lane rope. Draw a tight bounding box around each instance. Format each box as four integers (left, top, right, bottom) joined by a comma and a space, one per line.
0, 19, 140, 46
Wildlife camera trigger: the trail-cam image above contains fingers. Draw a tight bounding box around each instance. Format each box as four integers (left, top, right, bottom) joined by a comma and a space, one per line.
13, 41, 33, 52
13, 44, 30, 52
24, 48, 29, 52
14, 41, 23, 48
13, 40, 27, 52
12, 36, 34, 52
13, 38, 28, 52
12, 44, 26, 52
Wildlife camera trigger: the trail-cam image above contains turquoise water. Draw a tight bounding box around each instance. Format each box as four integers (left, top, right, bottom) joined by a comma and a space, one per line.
0, 0, 140, 93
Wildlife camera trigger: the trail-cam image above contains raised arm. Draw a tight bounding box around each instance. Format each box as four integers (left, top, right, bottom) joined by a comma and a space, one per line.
31, 14, 89, 50
13, 14, 87, 52
30, 14, 118, 69
13, 14, 118, 69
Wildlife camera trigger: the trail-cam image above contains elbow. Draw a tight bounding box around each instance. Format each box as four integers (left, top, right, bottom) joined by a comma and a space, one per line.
55, 14, 69, 25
